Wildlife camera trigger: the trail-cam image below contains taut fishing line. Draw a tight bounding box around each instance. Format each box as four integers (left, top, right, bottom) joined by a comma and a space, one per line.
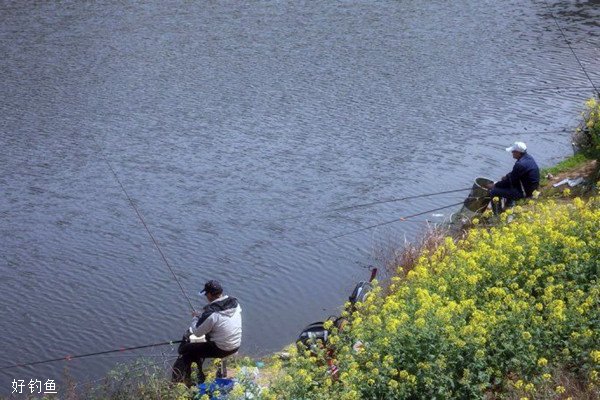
314, 200, 466, 244
279, 187, 471, 222
91, 135, 196, 312
542, 0, 599, 97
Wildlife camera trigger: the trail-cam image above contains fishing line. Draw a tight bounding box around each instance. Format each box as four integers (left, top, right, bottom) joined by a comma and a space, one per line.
314, 201, 465, 244
91, 136, 195, 312
318, 193, 495, 245
279, 187, 471, 222
542, 0, 599, 96
0, 340, 183, 371
500, 85, 597, 95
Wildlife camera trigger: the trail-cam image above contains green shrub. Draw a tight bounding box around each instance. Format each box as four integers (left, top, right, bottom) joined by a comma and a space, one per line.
573, 97, 600, 160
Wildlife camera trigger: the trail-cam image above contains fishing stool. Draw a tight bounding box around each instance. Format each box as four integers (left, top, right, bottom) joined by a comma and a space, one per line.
216, 352, 237, 378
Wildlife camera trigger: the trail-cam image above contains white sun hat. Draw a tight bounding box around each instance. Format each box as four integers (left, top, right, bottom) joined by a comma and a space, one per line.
506, 141, 527, 153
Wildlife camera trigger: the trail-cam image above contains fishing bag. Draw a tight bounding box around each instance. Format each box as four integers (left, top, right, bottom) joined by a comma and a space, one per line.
297, 321, 329, 349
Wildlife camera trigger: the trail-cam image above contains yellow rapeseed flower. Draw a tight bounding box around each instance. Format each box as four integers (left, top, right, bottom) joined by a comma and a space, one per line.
537, 357, 548, 367
542, 373, 551, 380
524, 383, 535, 392
514, 380, 524, 389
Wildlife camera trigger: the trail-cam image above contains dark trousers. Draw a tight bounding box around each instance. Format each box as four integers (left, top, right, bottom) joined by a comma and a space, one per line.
172, 341, 238, 387
490, 183, 524, 214
489, 186, 523, 202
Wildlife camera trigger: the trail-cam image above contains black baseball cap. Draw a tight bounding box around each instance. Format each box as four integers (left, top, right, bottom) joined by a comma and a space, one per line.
200, 280, 223, 296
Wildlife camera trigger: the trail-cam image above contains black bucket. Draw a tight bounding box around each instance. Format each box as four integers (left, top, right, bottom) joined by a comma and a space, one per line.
463, 177, 493, 213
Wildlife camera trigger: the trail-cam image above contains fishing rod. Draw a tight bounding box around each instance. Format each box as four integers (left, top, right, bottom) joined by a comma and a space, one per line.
327, 188, 470, 214
492, 128, 571, 136
316, 191, 498, 244
1, 141, 200, 373
315, 200, 465, 244
0, 340, 183, 371
542, 0, 599, 97
446, 85, 596, 99
91, 136, 196, 312
280, 187, 471, 222
70, 355, 179, 391
506, 85, 597, 95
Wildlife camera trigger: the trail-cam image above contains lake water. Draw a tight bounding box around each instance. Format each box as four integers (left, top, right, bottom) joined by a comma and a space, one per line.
1, 0, 599, 393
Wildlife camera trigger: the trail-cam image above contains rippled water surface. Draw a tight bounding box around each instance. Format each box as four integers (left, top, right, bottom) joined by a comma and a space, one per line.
1, 0, 599, 391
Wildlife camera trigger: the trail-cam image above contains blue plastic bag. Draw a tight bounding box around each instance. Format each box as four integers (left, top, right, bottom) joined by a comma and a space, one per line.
197, 378, 235, 399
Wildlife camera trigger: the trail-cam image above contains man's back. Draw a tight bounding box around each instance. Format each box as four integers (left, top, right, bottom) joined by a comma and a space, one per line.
514, 153, 540, 197
192, 295, 242, 351
206, 296, 242, 351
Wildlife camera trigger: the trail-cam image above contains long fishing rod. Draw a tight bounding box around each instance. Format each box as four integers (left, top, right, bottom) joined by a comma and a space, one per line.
315, 200, 465, 243
493, 128, 571, 136
70, 355, 179, 391
0, 340, 183, 371
449, 85, 596, 98
507, 85, 597, 94
328, 188, 470, 214
542, 0, 599, 97
280, 187, 471, 222
91, 136, 196, 312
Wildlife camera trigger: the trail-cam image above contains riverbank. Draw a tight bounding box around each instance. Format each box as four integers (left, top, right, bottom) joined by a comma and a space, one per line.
173, 98, 600, 399
240, 172, 600, 400
52, 168, 598, 400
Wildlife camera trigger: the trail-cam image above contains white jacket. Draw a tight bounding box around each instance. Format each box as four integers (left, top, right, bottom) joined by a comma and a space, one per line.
189, 295, 242, 351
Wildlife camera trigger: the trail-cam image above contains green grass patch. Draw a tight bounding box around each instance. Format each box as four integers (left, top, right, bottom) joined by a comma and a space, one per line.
540, 153, 590, 186
542, 153, 589, 177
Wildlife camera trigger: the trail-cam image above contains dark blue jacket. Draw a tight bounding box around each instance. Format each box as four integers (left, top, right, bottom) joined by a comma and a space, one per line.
497, 153, 540, 197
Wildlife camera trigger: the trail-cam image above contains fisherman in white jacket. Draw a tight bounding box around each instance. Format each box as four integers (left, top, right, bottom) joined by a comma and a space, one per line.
172, 280, 242, 386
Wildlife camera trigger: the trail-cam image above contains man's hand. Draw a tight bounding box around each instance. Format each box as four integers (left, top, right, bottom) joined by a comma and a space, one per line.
192, 310, 201, 317
484, 182, 494, 190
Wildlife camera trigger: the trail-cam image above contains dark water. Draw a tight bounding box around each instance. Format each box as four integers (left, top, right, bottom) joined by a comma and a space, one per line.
1, 0, 599, 393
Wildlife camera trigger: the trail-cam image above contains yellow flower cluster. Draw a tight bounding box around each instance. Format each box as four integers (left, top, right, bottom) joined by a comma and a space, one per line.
264, 197, 600, 399
576, 97, 600, 160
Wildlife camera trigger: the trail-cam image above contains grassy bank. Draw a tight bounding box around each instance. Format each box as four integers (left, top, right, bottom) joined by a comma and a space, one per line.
269, 195, 599, 399
539, 153, 589, 187
251, 98, 600, 400
231, 97, 600, 399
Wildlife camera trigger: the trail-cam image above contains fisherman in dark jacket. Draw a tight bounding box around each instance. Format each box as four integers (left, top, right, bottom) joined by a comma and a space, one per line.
172, 280, 242, 387
487, 141, 540, 212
